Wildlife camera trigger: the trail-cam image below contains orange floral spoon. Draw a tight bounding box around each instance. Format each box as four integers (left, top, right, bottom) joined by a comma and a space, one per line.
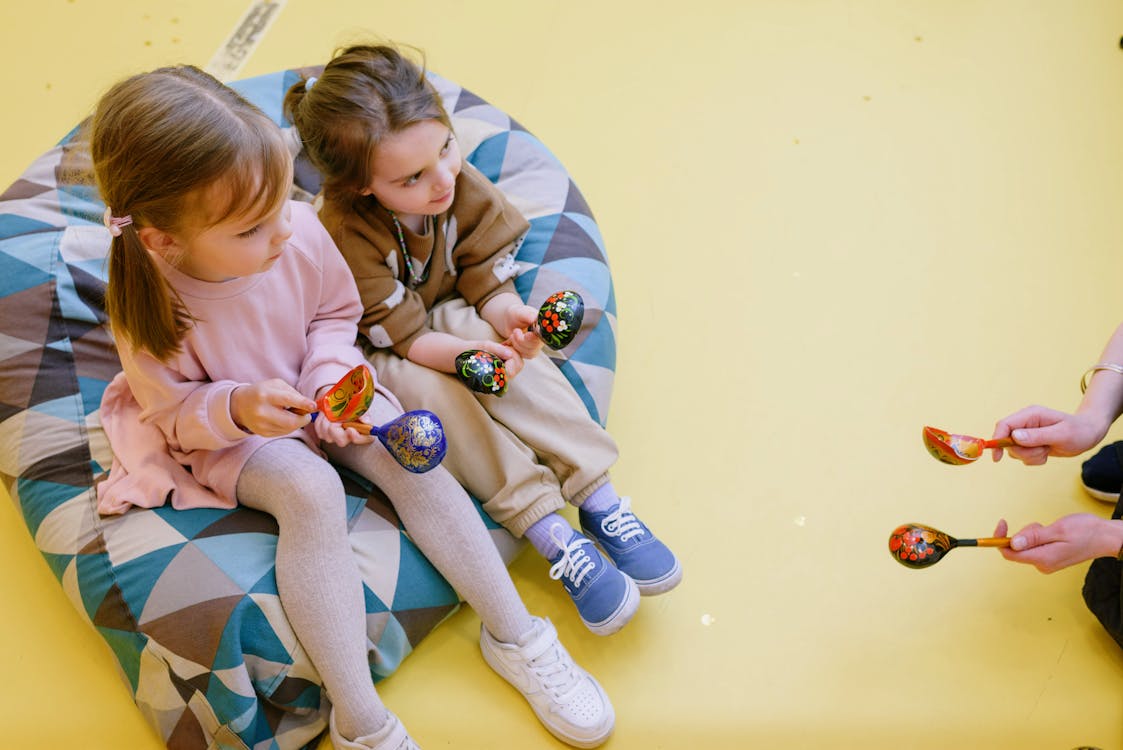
294, 365, 447, 472
922, 426, 1015, 465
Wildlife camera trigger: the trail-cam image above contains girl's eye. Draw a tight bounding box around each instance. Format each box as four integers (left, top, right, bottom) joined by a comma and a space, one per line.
440, 134, 455, 155
403, 174, 420, 187
238, 225, 261, 238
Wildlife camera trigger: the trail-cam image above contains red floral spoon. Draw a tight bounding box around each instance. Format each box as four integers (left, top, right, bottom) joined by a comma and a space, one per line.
888, 523, 1010, 569
922, 426, 1015, 465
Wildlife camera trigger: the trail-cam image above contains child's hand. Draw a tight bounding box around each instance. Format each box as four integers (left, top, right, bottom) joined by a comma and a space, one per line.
503, 304, 545, 359
312, 383, 375, 447
230, 379, 314, 437
462, 339, 526, 380
312, 414, 375, 447
991, 406, 1108, 465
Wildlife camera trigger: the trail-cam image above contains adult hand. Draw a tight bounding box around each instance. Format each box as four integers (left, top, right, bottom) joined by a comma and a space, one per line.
991, 406, 1106, 465
994, 515, 1117, 573
230, 379, 314, 437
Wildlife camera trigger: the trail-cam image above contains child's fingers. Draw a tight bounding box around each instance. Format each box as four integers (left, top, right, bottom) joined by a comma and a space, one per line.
476, 340, 516, 360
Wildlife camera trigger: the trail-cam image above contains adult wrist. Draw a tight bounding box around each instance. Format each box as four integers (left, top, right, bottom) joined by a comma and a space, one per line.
1111, 520, 1123, 561
1081, 362, 1123, 394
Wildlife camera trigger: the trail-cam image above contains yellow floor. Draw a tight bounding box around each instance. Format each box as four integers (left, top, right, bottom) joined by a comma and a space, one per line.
3, 1, 1123, 748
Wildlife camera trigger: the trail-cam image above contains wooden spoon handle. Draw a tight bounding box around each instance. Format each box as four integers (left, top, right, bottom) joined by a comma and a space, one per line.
982, 437, 1015, 449
288, 410, 373, 435
340, 421, 373, 435
959, 537, 1012, 548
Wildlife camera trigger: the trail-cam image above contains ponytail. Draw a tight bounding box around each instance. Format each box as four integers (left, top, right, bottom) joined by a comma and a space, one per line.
104, 227, 190, 361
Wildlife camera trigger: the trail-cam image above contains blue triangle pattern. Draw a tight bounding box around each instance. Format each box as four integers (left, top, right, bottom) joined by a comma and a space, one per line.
390, 537, 458, 611
0, 253, 51, 298
363, 584, 390, 614
28, 393, 83, 423
466, 132, 509, 183
248, 567, 278, 596
470, 495, 501, 529
0, 230, 59, 275
41, 551, 75, 580
152, 505, 240, 541
55, 268, 101, 327
544, 257, 614, 309
516, 214, 560, 267
77, 376, 111, 417
231, 72, 287, 125
563, 212, 607, 260
44, 337, 75, 354
114, 544, 186, 618
194, 535, 279, 593
568, 315, 617, 371
279, 70, 303, 126
370, 615, 411, 681
205, 668, 259, 720
0, 214, 55, 241
68, 256, 109, 283
238, 703, 287, 746
220, 595, 293, 669
97, 627, 148, 692
509, 130, 563, 168
16, 477, 84, 540
75, 551, 118, 621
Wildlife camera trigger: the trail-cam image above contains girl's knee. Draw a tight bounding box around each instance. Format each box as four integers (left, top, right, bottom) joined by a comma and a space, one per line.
239, 440, 347, 518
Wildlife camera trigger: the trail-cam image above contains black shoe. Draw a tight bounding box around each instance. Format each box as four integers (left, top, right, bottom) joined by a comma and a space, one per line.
1081, 442, 1123, 503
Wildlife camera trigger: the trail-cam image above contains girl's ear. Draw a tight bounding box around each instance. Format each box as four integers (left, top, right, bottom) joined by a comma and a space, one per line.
137, 226, 182, 257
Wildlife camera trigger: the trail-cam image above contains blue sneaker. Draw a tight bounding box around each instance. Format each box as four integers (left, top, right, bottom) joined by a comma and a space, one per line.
547, 524, 639, 636
580, 497, 682, 596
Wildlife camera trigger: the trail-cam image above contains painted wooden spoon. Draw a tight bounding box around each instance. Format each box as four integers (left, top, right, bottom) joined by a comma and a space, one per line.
922, 426, 1015, 465
889, 522, 1010, 569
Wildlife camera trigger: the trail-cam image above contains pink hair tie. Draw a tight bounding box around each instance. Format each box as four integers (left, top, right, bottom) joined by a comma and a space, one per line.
103, 206, 134, 237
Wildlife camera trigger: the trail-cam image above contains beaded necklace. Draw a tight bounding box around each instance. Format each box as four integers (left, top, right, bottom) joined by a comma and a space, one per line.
387, 210, 430, 287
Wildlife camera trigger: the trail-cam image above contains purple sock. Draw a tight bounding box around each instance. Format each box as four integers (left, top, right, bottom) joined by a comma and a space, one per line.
525, 513, 575, 559
580, 482, 618, 514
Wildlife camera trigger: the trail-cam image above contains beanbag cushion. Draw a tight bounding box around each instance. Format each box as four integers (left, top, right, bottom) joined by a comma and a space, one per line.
0, 67, 616, 750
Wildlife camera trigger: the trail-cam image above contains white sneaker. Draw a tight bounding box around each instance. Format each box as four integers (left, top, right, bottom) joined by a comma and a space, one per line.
480, 616, 615, 748
329, 709, 420, 750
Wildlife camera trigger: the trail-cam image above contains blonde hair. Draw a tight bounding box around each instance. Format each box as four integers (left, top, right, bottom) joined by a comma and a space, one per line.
284, 44, 451, 197
91, 65, 291, 360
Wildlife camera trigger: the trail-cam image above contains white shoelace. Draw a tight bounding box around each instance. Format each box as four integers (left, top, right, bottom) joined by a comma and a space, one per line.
524, 623, 584, 702
547, 523, 596, 587
598, 496, 645, 542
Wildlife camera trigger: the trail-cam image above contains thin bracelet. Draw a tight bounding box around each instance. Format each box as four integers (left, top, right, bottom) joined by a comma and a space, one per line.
1080, 363, 1123, 394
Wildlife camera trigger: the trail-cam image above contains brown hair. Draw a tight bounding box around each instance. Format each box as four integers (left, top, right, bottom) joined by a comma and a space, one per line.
284, 44, 451, 197
91, 65, 291, 360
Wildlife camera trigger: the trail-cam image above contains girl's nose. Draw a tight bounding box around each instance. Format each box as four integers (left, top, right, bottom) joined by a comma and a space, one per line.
435, 169, 456, 195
